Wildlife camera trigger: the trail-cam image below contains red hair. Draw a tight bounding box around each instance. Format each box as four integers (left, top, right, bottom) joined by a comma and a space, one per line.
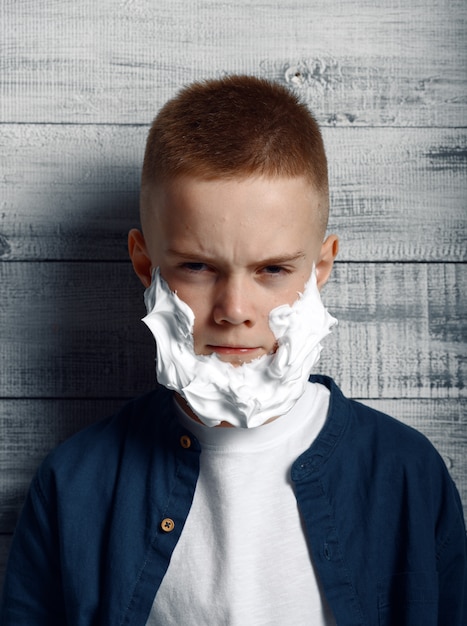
141, 75, 329, 228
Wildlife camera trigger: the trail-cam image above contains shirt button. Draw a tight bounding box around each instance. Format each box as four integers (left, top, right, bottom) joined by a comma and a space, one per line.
180, 435, 191, 449
161, 518, 175, 533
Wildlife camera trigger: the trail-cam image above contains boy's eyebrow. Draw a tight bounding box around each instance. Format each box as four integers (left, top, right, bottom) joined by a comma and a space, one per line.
167, 249, 307, 265
252, 252, 307, 265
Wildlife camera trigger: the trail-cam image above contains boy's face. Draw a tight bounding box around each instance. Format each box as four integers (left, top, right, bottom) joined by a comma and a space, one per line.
129, 176, 337, 366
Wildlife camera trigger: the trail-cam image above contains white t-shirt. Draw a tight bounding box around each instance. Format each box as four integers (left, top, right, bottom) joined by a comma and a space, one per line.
147, 382, 336, 625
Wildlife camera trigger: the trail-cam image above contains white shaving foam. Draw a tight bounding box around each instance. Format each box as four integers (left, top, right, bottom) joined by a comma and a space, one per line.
143, 268, 336, 428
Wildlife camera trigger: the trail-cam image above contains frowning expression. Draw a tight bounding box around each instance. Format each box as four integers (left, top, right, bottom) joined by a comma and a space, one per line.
129, 175, 337, 365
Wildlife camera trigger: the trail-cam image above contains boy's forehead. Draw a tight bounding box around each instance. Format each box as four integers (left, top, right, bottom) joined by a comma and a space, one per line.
141, 176, 327, 266
143, 175, 326, 232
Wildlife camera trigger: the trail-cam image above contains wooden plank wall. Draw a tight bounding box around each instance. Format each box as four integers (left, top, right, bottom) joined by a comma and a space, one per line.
1, 0, 466, 588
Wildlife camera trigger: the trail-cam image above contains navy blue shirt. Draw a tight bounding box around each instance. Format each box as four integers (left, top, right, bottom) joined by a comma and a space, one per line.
1, 376, 466, 625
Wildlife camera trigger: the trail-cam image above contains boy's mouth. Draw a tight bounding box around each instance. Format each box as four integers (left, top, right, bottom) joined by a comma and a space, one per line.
207, 345, 261, 355
206, 345, 265, 363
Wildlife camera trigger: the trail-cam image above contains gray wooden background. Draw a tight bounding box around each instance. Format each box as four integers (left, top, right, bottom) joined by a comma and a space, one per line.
1, 0, 466, 588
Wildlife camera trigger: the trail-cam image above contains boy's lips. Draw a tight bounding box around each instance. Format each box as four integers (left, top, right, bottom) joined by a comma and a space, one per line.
207, 345, 263, 356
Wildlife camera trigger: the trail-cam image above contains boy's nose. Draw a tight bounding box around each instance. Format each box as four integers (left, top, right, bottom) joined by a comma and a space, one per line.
212, 278, 255, 327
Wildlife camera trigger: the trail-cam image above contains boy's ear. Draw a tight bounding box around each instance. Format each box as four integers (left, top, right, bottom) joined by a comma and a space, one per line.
128, 228, 153, 288
316, 234, 339, 289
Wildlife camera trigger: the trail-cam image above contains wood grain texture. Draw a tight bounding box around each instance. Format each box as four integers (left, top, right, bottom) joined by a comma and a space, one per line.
322, 263, 467, 399
1, 0, 466, 126
0, 398, 465, 535
0, 261, 465, 400
0, 125, 465, 262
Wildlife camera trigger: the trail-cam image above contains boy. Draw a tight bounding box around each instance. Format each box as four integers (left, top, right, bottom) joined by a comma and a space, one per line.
1, 76, 465, 625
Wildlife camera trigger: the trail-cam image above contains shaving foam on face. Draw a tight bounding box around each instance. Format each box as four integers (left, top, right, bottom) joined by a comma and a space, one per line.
143, 268, 336, 428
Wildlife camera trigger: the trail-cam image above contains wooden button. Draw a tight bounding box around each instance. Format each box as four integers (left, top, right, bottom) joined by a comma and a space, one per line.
161, 518, 175, 533
180, 435, 191, 449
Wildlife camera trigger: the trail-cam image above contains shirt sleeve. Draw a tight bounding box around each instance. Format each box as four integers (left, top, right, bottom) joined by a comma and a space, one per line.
0, 473, 67, 625
437, 479, 467, 626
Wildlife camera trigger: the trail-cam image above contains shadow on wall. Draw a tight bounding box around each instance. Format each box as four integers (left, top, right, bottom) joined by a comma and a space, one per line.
1, 153, 160, 535
2, 155, 158, 395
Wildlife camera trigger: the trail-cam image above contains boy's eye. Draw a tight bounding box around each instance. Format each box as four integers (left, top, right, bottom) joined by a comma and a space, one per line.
263, 265, 286, 275
181, 262, 208, 272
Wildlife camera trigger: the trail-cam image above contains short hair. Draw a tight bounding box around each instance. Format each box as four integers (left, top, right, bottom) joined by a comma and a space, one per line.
141, 75, 329, 230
